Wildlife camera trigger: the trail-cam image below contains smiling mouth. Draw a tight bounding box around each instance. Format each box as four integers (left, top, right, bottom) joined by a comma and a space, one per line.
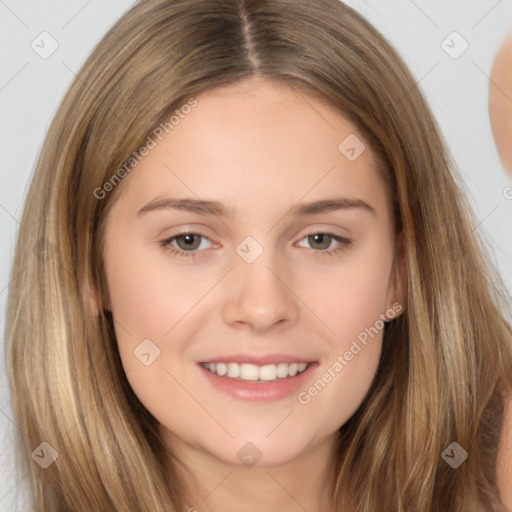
200, 361, 311, 383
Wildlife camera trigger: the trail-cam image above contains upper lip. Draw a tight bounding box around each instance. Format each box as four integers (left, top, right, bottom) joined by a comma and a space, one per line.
198, 353, 315, 366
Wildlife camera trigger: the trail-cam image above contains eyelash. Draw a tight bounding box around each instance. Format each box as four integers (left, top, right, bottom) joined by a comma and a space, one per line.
159, 232, 353, 259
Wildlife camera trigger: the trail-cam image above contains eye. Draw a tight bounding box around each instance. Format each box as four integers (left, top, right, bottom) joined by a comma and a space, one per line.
296, 232, 353, 256
160, 231, 353, 260
160, 233, 214, 259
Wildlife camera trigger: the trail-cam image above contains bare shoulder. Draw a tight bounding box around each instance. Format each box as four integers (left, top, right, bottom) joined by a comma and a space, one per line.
497, 392, 512, 509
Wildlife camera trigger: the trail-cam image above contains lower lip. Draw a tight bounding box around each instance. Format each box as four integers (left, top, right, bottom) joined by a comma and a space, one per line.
198, 363, 318, 401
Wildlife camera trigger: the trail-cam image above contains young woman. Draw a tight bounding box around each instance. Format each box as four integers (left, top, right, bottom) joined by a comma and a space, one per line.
5, 0, 512, 510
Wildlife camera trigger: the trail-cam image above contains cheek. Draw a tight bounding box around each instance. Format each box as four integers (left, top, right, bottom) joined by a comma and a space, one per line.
103, 241, 192, 420
295, 236, 393, 417
104, 237, 203, 338
103, 236, 215, 399
307, 236, 394, 345
103, 237, 180, 377
296, 276, 388, 430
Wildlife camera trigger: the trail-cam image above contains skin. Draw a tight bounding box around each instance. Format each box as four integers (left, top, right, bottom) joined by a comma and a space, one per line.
100, 77, 404, 512
489, 34, 512, 177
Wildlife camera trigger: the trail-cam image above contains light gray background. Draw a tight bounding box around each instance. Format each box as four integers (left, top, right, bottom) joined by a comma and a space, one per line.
1, 1, 512, 509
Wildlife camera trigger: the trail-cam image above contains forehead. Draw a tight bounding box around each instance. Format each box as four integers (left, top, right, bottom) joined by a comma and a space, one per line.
111, 78, 390, 220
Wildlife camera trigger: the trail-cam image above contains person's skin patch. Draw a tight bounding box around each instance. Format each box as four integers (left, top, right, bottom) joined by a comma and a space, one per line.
489, 34, 512, 178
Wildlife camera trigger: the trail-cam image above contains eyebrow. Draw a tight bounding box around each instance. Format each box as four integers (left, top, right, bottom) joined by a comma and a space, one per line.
137, 196, 377, 218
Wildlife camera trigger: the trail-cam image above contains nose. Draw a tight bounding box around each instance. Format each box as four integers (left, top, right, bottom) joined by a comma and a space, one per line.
221, 251, 300, 334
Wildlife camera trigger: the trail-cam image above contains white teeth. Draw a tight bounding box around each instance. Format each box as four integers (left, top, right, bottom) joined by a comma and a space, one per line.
259, 364, 277, 381
216, 362, 227, 376
240, 363, 259, 381
202, 361, 310, 382
276, 362, 289, 378
227, 362, 240, 378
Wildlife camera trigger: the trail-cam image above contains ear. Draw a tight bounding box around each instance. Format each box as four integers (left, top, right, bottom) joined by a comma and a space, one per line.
386, 231, 407, 318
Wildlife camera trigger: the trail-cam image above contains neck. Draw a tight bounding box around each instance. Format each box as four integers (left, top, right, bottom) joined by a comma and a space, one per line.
166, 432, 337, 512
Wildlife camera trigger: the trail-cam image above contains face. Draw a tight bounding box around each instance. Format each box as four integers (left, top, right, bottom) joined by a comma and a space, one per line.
101, 77, 403, 468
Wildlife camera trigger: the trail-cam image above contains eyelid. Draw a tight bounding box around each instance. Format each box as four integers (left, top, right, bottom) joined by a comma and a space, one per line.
295, 232, 353, 254
159, 228, 353, 259
160, 231, 216, 253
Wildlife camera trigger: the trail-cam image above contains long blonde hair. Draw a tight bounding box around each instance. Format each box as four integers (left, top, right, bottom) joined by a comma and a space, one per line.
5, 0, 512, 510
